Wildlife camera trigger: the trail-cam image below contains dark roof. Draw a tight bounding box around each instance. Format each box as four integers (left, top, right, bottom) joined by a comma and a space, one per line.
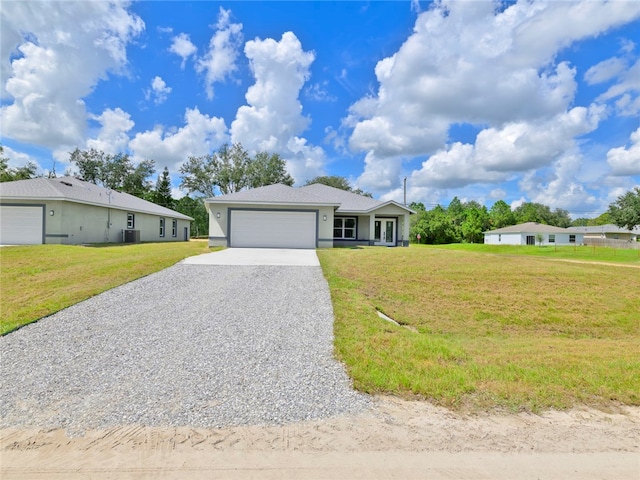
0, 177, 193, 220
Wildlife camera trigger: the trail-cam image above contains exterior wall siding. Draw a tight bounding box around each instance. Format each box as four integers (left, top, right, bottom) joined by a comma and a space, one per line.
7, 200, 190, 244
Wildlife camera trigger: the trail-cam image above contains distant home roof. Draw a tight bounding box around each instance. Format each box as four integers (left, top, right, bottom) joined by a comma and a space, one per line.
0, 176, 193, 220
566, 224, 639, 234
206, 183, 415, 214
484, 222, 572, 234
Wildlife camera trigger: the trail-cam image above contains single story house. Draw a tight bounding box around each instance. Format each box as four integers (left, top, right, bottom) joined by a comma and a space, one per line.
0, 176, 193, 245
484, 222, 584, 246
205, 183, 415, 249
566, 224, 639, 242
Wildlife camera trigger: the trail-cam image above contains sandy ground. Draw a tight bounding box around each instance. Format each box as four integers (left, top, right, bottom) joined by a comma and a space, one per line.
1, 396, 638, 479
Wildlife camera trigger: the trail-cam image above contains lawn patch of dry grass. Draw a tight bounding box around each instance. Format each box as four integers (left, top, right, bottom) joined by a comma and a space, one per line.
318, 246, 639, 411
0, 242, 214, 334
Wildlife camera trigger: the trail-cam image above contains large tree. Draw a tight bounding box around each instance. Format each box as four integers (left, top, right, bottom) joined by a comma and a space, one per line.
608, 187, 640, 230
69, 148, 155, 198
180, 143, 294, 197
150, 167, 175, 209
489, 200, 515, 229
304, 175, 372, 197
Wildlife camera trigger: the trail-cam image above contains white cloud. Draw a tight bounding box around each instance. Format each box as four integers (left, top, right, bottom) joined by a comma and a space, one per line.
145, 76, 172, 105
518, 154, 598, 211
596, 59, 640, 116
1, 145, 41, 171
196, 7, 243, 100
129, 107, 228, 170
230, 31, 325, 183
169, 32, 197, 69
584, 57, 627, 85
347, 0, 640, 193
86, 107, 135, 154
0, 1, 144, 148
607, 127, 640, 176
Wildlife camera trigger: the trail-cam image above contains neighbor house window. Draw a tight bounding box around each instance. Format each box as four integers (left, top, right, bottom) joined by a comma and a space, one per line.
333, 217, 356, 239
172, 219, 177, 237
498, 234, 501, 242
549, 234, 555, 243
127, 213, 135, 229
569, 235, 576, 243
159, 218, 165, 237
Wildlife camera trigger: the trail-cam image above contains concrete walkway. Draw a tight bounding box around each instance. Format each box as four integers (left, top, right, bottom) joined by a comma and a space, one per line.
181, 248, 320, 266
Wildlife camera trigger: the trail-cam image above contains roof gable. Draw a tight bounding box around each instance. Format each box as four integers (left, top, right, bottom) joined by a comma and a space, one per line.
0, 177, 193, 220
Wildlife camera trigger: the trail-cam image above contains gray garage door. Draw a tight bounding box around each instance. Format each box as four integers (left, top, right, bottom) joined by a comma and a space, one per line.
230, 210, 316, 248
0, 205, 44, 245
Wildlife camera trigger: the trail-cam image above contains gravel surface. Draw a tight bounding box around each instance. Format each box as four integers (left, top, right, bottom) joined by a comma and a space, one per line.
0, 264, 371, 433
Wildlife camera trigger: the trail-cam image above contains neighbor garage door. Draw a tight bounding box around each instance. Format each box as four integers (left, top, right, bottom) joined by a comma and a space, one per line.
230, 210, 316, 248
0, 205, 44, 245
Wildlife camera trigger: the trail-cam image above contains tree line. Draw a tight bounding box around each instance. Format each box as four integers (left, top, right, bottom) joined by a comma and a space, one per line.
2, 144, 638, 238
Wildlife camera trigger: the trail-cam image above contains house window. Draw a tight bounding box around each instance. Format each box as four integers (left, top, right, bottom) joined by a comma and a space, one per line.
159, 218, 165, 237
127, 213, 135, 229
498, 234, 501, 242
333, 217, 356, 239
569, 234, 576, 243
549, 234, 555, 243
172, 219, 177, 237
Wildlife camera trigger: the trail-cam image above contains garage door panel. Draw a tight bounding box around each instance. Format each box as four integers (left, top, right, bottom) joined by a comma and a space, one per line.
0, 206, 44, 245
230, 210, 316, 248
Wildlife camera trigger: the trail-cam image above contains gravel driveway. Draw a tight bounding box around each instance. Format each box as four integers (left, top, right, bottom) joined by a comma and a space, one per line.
0, 251, 370, 433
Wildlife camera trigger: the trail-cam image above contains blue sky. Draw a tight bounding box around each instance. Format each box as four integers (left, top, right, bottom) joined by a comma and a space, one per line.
2, 1, 639, 217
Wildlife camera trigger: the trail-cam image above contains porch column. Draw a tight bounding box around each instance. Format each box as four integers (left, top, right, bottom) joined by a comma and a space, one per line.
402, 213, 410, 246
369, 215, 376, 246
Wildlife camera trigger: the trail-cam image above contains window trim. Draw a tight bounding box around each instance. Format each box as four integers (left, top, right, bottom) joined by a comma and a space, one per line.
548, 234, 555, 243
159, 217, 165, 237
569, 234, 576, 243
333, 216, 357, 239
127, 213, 135, 229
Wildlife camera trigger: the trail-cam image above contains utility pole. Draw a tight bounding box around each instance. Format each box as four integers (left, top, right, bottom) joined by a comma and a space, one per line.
403, 177, 407, 206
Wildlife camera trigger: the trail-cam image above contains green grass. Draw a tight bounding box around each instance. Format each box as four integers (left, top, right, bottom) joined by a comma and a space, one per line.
318, 245, 640, 412
0, 241, 215, 334
429, 243, 640, 264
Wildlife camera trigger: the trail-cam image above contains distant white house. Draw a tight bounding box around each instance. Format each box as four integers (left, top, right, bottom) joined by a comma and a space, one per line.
484, 222, 584, 246
0, 176, 193, 245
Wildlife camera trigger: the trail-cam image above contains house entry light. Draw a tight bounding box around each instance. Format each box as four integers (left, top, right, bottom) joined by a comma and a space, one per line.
49, 210, 55, 216
216, 212, 221, 219
323, 215, 327, 221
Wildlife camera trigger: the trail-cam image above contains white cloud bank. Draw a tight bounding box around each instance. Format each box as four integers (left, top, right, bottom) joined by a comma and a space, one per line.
345, 0, 640, 205
230, 31, 325, 183
1, 1, 144, 148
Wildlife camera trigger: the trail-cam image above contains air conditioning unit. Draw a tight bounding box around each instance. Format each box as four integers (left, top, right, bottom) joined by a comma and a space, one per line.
124, 229, 140, 243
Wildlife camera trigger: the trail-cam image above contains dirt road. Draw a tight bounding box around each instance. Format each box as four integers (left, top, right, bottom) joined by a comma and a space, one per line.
2, 396, 638, 479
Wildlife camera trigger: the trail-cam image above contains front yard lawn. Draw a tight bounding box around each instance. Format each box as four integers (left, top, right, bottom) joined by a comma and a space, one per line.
318, 246, 640, 412
0, 242, 214, 335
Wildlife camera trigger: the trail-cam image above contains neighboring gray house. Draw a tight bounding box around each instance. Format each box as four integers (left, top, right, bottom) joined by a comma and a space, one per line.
567, 224, 639, 242
0, 176, 192, 245
205, 183, 415, 249
484, 222, 584, 246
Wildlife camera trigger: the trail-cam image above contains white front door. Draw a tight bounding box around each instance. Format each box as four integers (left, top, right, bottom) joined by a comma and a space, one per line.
374, 218, 396, 246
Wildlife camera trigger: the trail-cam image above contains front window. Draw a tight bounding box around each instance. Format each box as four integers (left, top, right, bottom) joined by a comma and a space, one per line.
172, 219, 177, 237
569, 234, 576, 243
549, 234, 555, 243
333, 217, 356, 239
127, 213, 135, 229
159, 218, 165, 237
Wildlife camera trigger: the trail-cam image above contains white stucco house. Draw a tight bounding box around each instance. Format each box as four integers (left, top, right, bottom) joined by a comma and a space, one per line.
0, 176, 193, 245
205, 183, 415, 249
484, 222, 584, 246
